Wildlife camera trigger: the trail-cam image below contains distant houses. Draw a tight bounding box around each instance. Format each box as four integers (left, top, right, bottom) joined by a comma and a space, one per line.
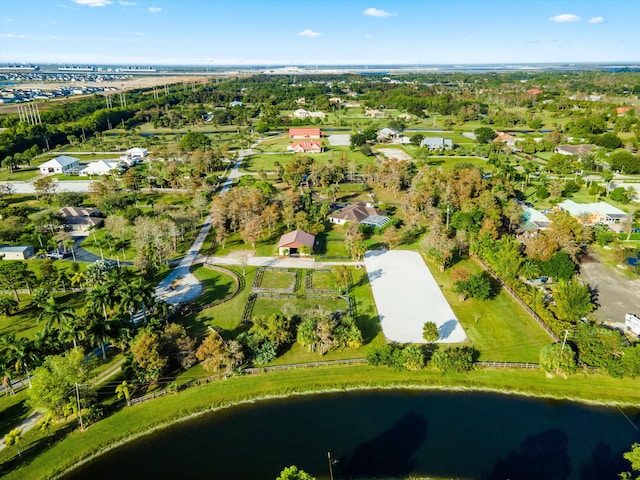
292, 109, 326, 119
289, 128, 322, 139
555, 144, 598, 157
494, 131, 517, 147
39, 155, 79, 175
420, 137, 453, 150
80, 160, 120, 176
288, 141, 323, 154
365, 109, 384, 118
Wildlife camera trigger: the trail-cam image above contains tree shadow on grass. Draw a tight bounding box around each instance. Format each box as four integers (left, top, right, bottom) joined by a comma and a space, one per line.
338, 412, 428, 478
357, 313, 381, 343
479, 429, 571, 480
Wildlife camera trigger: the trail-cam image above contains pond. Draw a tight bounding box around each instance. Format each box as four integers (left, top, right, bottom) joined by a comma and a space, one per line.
64, 390, 639, 480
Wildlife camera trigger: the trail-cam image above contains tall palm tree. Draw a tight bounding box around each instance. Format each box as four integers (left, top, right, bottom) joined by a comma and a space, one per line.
4, 428, 23, 458
86, 284, 113, 320
1, 358, 15, 396
4, 336, 39, 388
59, 315, 88, 349
86, 315, 114, 360
37, 296, 76, 332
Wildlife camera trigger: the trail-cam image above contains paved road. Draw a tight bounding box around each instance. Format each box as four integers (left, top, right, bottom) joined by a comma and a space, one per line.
199, 254, 364, 269
579, 249, 640, 327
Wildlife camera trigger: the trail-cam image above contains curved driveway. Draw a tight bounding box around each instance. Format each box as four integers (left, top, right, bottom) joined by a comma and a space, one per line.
155, 142, 258, 304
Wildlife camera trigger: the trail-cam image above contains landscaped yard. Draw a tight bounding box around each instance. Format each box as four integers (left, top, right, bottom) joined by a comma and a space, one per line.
427, 257, 553, 362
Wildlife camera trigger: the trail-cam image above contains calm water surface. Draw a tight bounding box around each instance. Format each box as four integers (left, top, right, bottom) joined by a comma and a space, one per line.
64, 390, 640, 480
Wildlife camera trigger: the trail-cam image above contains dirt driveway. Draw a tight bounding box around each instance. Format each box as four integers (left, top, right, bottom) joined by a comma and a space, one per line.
375, 148, 413, 162
579, 250, 640, 327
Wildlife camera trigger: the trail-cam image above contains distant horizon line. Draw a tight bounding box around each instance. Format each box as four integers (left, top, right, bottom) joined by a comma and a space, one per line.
2, 61, 640, 68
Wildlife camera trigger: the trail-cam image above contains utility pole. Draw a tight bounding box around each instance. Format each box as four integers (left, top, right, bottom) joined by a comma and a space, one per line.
446, 204, 451, 230
328, 451, 335, 480
561, 329, 569, 351
75, 382, 84, 430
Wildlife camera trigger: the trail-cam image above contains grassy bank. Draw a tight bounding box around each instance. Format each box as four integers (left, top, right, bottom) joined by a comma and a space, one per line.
2, 364, 639, 480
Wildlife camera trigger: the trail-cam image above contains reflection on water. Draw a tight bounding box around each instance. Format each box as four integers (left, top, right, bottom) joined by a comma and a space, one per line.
63, 390, 640, 480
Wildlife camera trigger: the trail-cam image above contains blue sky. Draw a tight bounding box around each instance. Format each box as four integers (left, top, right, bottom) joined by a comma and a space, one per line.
0, 0, 637, 65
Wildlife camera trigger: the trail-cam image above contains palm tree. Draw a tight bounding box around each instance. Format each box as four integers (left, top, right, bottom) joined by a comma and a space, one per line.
115, 381, 131, 406
70, 270, 85, 290
38, 415, 53, 438
5, 336, 39, 388
86, 284, 113, 320
37, 296, 76, 332
86, 314, 114, 360
1, 359, 15, 396
4, 428, 23, 458
60, 315, 87, 349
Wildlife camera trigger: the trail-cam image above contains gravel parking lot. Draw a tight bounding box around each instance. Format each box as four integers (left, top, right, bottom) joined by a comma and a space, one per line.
579, 250, 640, 327
364, 249, 467, 343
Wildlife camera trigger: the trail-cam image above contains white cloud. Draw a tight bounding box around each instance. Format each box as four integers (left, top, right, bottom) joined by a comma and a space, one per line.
525, 37, 558, 44
119, 1, 136, 5
56, 2, 73, 8
148, 6, 162, 13
71, 0, 113, 6
7, 18, 15, 22
550, 13, 581, 23
363, 7, 395, 17
299, 29, 321, 38
1, 33, 26, 38
589, 16, 605, 24
365, 34, 375, 39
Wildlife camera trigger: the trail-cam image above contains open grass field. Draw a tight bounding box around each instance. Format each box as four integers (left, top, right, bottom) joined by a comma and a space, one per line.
0, 168, 38, 182
179, 266, 256, 338
260, 270, 296, 290
190, 264, 237, 309
0, 291, 89, 340
427, 257, 553, 362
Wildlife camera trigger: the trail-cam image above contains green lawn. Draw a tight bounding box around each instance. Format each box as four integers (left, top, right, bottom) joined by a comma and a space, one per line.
190, 264, 237, 309
0, 168, 38, 182
427, 258, 553, 362
179, 266, 256, 338
310, 270, 334, 290
259, 270, 296, 290
0, 288, 89, 341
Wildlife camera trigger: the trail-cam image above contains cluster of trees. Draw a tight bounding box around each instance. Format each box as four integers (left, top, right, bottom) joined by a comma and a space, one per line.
540, 321, 640, 379
366, 343, 476, 374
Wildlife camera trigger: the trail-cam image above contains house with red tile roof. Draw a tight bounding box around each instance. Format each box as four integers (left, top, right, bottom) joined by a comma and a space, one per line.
288, 141, 323, 153
289, 127, 322, 139
616, 107, 632, 116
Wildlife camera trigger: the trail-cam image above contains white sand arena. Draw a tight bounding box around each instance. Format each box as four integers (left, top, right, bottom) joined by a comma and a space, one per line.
364, 250, 467, 344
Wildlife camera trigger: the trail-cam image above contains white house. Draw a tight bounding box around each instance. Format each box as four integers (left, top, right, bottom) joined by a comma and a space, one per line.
79, 160, 120, 176
421, 137, 453, 150
38, 155, 79, 175
125, 147, 148, 159
0, 245, 34, 260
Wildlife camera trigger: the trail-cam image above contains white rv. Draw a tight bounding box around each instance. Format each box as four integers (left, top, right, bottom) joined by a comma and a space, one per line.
625, 313, 640, 336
